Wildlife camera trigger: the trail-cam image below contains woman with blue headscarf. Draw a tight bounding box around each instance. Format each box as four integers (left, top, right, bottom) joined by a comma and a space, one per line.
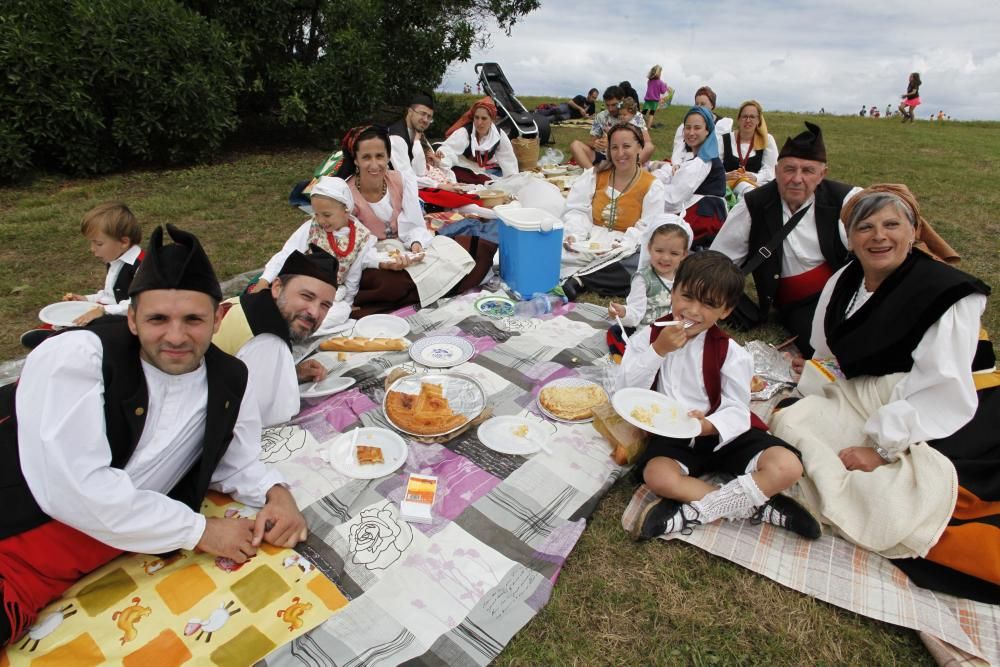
654, 106, 728, 248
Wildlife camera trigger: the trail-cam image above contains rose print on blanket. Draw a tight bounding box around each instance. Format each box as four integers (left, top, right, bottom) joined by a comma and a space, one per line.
259, 426, 307, 463
348, 503, 413, 570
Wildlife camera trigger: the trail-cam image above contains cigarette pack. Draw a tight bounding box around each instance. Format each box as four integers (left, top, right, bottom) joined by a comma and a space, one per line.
400, 473, 438, 524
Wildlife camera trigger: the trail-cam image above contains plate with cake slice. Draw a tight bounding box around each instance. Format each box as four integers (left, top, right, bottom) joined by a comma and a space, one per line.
328, 427, 408, 479
536, 377, 609, 423
383, 373, 486, 437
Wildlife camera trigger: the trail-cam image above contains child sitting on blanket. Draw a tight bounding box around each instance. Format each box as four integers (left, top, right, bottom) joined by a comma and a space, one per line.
619, 251, 821, 541
251, 176, 377, 331
607, 216, 691, 355
20, 202, 142, 349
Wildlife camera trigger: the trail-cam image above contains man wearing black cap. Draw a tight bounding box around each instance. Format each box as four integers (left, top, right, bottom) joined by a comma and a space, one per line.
0, 225, 306, 647
711, 122, 862, 356
213, 246, 338, 427
388, 92, 439, 188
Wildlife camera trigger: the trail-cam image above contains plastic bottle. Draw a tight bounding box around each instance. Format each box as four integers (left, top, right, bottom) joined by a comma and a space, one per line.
514, 293, 566, 318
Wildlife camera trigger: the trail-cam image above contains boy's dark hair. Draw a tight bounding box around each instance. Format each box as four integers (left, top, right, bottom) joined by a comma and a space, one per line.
81, 202, 141, 245
673, 250, 744, 309
602, 85, 623, 101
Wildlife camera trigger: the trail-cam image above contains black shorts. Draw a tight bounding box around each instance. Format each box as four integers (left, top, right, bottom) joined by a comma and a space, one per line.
637, 428, 800, 478
593, 150, 607, 165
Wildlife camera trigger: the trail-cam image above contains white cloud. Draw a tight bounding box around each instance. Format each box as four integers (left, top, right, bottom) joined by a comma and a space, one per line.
441, 0, 1000, 120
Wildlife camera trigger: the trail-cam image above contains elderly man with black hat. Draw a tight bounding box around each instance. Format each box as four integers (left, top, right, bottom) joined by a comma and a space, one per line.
0, 225, 306, 648
214, 246, 338, 427
711, 122, 863, 356
388, 92, 441, 188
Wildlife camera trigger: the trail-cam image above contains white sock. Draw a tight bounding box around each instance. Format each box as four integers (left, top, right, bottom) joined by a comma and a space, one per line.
691, 474, 769, 524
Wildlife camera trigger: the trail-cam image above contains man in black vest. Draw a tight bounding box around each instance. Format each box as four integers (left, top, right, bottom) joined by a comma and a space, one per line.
0, 225, 305, 647
388, 92, 437, 187
711, 122, 862, 356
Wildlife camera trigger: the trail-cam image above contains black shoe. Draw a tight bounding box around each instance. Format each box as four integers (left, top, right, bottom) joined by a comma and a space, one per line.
560, 276, 583, 302
751, 494, 821, 540
774, 396, 801, 411
20, 328, 54, 350
630, 498, 700, 541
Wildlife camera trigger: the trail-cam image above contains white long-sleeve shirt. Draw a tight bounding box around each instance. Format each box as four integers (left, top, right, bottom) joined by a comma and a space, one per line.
16, 330, 283, 554
652, 154, 714, 215
711, 186, 863, 278
440, 126, 519, 177
671, 117, 733, 165
235, 333, 300, 428
810, 264, 986, 456
618, 328, 753, 447
562, 168, 666, 245
390, 131, 438, 189
85, 244, 142, 316
261, 219, 377, 329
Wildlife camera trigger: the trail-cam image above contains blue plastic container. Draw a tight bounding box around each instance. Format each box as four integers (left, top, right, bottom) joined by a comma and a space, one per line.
495, 206, 564, 299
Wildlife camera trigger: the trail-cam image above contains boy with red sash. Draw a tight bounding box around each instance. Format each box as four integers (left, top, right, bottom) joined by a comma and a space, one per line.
618, 251, 820, 541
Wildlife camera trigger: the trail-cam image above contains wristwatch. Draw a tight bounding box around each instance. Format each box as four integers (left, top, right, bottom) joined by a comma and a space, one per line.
872, 443, 894, 463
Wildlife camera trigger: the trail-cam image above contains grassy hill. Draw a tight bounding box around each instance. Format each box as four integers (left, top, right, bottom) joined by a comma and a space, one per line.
1, 95, 996, 664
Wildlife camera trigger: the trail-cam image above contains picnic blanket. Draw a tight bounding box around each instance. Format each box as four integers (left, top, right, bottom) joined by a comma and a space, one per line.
2, 494, 348, 667
622, 485, 1000, 666
257, 293, 625, 665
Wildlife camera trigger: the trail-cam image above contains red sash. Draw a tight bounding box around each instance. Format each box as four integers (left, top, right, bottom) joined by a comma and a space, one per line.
0, 521, 122, 643
649, 316, 768, 431
776, 262, 834, 306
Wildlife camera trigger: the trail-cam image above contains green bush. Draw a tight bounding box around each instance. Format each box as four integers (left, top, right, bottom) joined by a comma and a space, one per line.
0, 0, 240, 180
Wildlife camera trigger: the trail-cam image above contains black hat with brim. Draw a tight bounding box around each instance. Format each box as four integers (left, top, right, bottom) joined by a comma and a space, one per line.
278, 244, 339, 288
129, 224, 222, 301
778, 121, 827, 162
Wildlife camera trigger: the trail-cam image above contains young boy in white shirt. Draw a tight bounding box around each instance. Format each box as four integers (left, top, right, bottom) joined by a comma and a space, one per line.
619, 251, 820, 541
21, 202, 142, 348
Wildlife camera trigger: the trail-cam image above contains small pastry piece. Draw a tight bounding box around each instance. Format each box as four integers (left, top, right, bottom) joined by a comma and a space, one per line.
750, 375, 767, 393
355, 445, 385, 465
512, 424, 529, 438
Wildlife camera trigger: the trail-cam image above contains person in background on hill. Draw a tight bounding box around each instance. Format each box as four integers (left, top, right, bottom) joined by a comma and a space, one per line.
899, 72, 921, 122
569, 85, 654, 169
886, 104, 893, 118
655, 107, 728, 249
711, 122, 863, 356
561, 123, 665, 300
619, 81, 641, 109
567, 88, 600, 119
0, 225, 305, 648
671, 86, 732, 165
720, 100, 779, 201
21, 202, 143, 349
440, 97, 518, 181
622, 251, 820, 542
772, 185, 999, 603
870, 106, 880, 118
937, 110, 945, 122
642, 65, 672, 128
859, 105, 867, 117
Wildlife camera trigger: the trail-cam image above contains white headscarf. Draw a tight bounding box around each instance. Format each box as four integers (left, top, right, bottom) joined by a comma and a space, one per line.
470, 123, 501, 154
310, 176, 354, 210
637, 213, 693, 269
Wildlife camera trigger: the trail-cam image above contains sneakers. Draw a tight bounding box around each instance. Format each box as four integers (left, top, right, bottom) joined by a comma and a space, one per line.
750, 494, 821, 540
20, 328, 54, 350
630, 498, 701, 542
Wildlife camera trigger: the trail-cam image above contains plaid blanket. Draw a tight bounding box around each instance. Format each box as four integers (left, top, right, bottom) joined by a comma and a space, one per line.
259, 295, 625, 665
622, 485, 1000, 666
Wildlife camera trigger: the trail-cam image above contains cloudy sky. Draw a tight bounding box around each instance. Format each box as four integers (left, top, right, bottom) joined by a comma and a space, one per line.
440, 0, 1000, 120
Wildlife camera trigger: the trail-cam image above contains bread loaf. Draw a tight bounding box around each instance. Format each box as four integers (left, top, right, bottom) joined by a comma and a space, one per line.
319, 337, 407, 352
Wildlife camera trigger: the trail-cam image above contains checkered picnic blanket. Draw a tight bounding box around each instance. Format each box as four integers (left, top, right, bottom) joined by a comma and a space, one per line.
259, 294, 626, 665
622, 485, 1000, 666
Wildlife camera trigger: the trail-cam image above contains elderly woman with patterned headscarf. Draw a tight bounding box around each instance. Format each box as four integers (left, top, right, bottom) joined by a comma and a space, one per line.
654, 106, 728, 248
719, 100, 779, 200
439, 97, 519, 182
771, 184, 998, 603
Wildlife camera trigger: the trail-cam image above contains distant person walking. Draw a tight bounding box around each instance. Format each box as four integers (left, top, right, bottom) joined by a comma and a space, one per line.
899, 72, 921, 123
859, 106, 867, 117
642, 65, 673, 128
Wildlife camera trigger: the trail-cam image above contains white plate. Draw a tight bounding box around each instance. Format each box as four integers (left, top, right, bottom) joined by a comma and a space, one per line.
300, 375, 356, 399
477, 416, 549, 455
536, 377, 608, 424
569, 241, 615, 254
409, 335, 475, 368
327, 427, 408, 479
38, 301, 97, 327
383, 372, 486, 437
612, 388, 701, 439
354, 314, 410, 339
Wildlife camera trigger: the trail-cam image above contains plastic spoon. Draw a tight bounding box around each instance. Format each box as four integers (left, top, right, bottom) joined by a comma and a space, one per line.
614, 314, 630, 345
652, 319, 695, 329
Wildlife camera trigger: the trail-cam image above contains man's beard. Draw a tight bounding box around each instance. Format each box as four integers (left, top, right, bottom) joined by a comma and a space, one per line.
276, 292, 318, 343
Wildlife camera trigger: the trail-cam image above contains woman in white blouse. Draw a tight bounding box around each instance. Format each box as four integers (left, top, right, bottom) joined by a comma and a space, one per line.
772, 185, 998, 602
719, 100, 778, 200
559, 123, 665, 299
440, 98, 518, 181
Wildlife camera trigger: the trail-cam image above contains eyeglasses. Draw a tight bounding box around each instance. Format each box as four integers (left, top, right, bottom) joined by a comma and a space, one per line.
739, 114, 759, 121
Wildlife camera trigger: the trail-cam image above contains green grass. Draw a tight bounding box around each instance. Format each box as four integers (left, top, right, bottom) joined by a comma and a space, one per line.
1, 100, 996, 664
